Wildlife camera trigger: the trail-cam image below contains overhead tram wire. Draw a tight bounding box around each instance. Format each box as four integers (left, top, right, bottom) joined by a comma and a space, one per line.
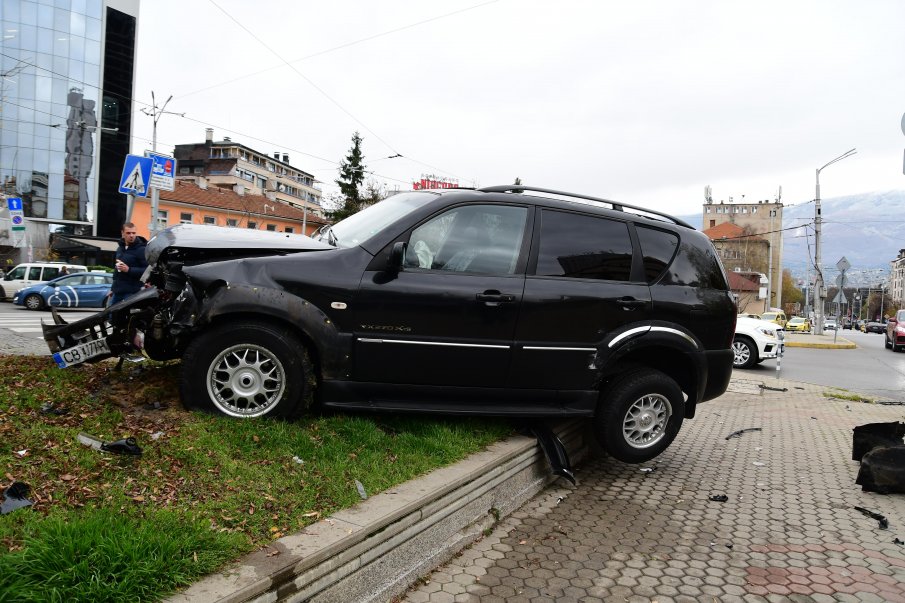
179, 1, 500, 100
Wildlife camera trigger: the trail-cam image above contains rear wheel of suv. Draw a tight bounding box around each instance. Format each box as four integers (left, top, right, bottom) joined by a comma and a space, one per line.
180, 320, 311, 419
594, 369, 684, 464
731, 336, 757, 369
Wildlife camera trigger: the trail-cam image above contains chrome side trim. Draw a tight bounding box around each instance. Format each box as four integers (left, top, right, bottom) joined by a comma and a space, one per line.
522, 346, 596, 352
357, 338, 509, 350
650, 326, 698, 348
608, 326, 651, 348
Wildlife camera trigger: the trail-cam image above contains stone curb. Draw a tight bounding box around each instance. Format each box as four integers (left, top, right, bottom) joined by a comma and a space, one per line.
165, 421, 587, 603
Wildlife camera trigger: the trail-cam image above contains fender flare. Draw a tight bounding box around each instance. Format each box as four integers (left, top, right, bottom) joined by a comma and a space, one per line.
195, 283, 351, 380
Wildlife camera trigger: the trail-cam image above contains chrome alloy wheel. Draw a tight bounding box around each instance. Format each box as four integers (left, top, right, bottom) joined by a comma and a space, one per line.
732, 340, 751, 367
206, 343, 286, 417
622, 393, 672, 449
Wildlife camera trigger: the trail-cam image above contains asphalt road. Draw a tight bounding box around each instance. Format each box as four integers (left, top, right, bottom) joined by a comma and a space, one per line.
0, 301, 98, 356
735, 327, 905, 401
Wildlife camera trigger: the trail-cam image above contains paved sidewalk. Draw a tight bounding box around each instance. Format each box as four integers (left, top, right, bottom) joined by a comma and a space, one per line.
404, 377, 905, 602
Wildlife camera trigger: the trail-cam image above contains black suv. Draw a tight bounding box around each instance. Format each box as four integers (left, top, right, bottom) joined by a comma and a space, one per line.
43, 186, 736, 463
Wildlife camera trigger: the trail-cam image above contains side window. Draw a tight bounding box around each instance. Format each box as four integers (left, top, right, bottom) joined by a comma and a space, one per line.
658, 238, 728, 289
28, 267, 43, 280
42, 267, 61, 280
636, 226, 679, 283
535, 211, 633, 281
6, 267, 26, 280
404, 205, 528, 275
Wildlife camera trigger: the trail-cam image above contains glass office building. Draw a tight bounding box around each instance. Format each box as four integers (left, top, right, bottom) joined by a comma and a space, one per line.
1, 0, 138, 250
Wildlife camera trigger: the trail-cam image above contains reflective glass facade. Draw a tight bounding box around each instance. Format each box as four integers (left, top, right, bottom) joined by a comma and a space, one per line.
0, 0, 136, 236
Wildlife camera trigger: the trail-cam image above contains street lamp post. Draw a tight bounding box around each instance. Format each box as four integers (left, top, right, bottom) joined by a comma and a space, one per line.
141, 92, 183, 237
814, 148, 856, 335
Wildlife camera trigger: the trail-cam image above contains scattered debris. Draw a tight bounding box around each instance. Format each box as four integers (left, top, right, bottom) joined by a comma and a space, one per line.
856, 445, 905, 494
150, 431, 165, 440
527, 423, 576, 485
877, 400, 905, 406
354, 480, 368, 500
292, 456, 305, 465
794, 387, 804, 390
556, 496, 564, 505
852, 422, 905, 462
14, 449, 28, 458
77, 432, 143, 456
39, 402, 69, 416
709, 494, 729, 502
759, 384, 787, 392
894, 538, 904, 546
726, 428, 762, 440
753, 461, 767, 467
1, 482, 34, 515
143, 400, 168, 411
853, 506, 889, 530
640, 467, 656, 473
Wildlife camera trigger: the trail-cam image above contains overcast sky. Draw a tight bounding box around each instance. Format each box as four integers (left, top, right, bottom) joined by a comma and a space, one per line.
131, 0, 905, 216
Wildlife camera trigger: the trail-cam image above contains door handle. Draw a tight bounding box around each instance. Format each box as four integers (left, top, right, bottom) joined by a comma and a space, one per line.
476, 291, 515, 305
616, 297, 646, 308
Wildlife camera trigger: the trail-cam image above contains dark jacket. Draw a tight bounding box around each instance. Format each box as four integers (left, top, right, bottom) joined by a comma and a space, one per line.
111, 235, 149, 296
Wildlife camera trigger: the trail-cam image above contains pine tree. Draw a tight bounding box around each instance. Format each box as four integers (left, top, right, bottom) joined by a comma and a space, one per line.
330, 132, 366, 221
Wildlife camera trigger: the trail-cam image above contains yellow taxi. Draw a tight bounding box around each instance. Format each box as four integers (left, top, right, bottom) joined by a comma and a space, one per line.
760, 310, 787, 328
785, 316, 811, 332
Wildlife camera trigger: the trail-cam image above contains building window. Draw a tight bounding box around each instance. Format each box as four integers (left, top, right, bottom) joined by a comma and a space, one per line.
193, 167, 203, 174
266, 224, 277, 231
203, 216, 216, 225
180, 212, 193, 224
179, 167, 190, 174
285, 227, 294, 233
157, 210, 169, 229
226, 218, 238, 227
247, 221, 257, 229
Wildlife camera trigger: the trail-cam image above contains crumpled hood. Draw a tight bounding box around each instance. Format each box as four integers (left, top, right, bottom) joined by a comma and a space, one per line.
145, 224, 332, 265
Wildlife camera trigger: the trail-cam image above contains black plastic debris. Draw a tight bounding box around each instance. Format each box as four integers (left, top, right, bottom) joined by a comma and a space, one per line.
852, 422, 905, 462
527, 423, 576, 485
856, 445, 905, 494
894, 538, 904, 545
759, 384, 787, 392
78, 432, 143, 456
709, 494, 729, 502
726, 428, 762, 440
1, 482, 34, 514
853, 506, 889, 530
39, 402, 69, 416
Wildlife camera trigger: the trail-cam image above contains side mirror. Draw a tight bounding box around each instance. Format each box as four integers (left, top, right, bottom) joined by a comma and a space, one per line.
388, 241, 406, 273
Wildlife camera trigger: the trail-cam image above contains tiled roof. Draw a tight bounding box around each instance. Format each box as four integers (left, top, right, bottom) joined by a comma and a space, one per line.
159, 180, 327, 226
702, 221, 766, 242
727, 271, 760, 291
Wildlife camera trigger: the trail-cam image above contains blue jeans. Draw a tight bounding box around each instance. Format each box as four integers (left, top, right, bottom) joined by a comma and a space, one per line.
109, 291, 136, 306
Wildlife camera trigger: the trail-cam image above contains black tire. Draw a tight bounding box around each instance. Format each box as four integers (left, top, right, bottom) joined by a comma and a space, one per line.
593, 368, 685, 464
24, 294, 45, 311
180, 320, 311, 419
732, 336, 757, 369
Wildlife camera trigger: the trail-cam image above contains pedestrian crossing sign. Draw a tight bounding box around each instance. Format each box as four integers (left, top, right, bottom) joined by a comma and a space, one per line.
119, 154, 153, 197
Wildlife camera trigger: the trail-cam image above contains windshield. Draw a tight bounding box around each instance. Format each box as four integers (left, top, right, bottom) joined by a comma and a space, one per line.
319, 192, 437, 248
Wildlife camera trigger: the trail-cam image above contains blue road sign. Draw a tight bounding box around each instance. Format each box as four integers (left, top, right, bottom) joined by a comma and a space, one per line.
7, 197, 22, 211
119, 154, 153, 197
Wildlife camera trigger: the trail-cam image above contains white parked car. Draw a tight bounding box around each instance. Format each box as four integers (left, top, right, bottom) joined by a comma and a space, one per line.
824, 319, 837, 330
733, 316, 783, 369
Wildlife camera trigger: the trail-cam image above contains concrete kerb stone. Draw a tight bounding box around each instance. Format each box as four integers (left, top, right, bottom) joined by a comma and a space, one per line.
783, 332, 856, 349
166, 421, 586, 603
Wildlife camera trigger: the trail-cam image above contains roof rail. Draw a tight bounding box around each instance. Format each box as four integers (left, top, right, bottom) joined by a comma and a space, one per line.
477, 185, 692, 229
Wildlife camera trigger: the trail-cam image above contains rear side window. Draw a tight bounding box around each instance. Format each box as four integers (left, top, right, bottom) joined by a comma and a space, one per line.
636, 226, 679, 283
535, 210, 632, 281
27, 267, 42, 280
42, 267, 60, 280
656, 236, 728, 289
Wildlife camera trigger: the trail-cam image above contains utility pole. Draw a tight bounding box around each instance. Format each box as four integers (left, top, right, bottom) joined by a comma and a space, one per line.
814, 149, 856, 335
141, 92, 183, 236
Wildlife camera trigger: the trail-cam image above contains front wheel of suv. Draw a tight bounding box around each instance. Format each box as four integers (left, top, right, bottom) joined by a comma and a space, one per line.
732, 336, 757, 369
180, 320, 311, 419
593, 369, 685, 464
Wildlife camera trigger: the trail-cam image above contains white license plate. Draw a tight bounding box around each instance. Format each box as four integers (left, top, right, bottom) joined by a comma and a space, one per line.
52, 338, 112, 368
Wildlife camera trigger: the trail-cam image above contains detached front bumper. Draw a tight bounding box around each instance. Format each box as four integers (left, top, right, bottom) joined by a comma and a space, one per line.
42, 287, 161, 367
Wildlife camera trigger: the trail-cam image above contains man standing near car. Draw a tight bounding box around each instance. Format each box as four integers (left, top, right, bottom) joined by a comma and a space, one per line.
110, 222, 148, 305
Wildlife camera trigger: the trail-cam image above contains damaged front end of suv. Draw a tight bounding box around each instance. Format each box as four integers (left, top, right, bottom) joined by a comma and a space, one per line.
42, 224, 331, 369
